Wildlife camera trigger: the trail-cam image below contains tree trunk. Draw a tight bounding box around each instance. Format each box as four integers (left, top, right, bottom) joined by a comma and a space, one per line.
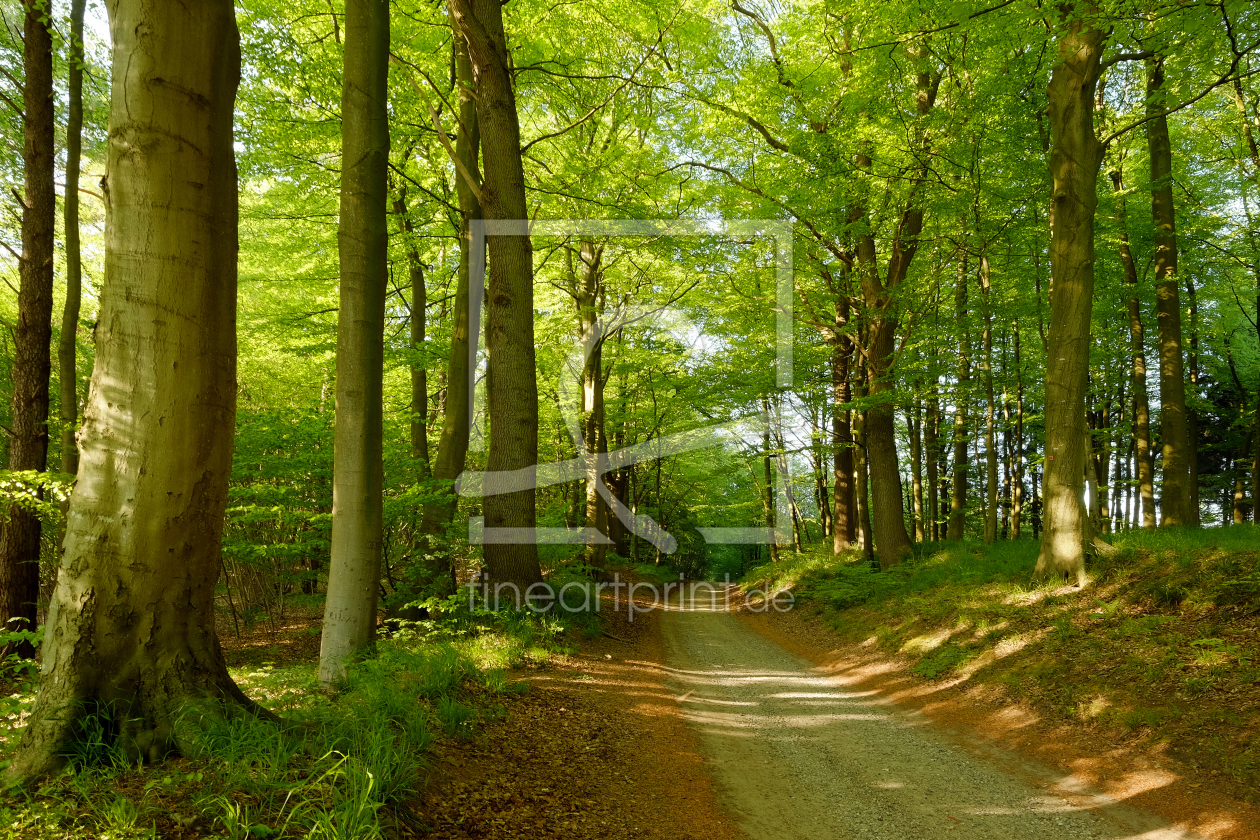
319, 0, 389, 686
925, 382, 941, 541
576, 241, 610, 569
830, 303, 856, 551
393, 188, 429, 471
0, 0, 57, 660
59, 0, 87, 479
1146, 54, 1196, 527
1110, 167, 1156, 529
948, 256, 970, 541
450, 0, 542, 588
980, 256, 998, 544
1234, 434, 1252, 524
1011, 325, 1024, 540
908, 400, 924, 542
7, 0, 254, 780
419, 14, 479, 545
1034, 8, 1106, 584
761, 396, 780, 563
1185, 274, 1199, 519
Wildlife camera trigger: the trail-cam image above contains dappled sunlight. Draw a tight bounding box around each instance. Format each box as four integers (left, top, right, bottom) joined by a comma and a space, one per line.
650, 598, 1236, 840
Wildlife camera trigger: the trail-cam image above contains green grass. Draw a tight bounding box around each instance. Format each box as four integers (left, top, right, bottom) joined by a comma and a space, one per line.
0, 607, 571, 839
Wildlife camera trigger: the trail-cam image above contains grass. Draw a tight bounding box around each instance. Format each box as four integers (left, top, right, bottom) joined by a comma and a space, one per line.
0, 605, 582, 840
748, 525, 1260, 799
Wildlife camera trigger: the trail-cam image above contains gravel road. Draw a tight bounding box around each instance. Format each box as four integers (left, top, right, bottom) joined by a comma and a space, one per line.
659, 587, 1204, 840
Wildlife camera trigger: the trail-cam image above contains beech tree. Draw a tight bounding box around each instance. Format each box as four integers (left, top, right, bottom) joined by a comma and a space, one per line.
0, 0, 56, 659
319, 0, 390, 686
7, 0, 255, 779
1035, 5, 1106, 583
449, 0, 543, 588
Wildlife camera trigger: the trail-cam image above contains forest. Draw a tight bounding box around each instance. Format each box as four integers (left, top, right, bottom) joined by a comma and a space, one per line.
0, 0, 1259, 837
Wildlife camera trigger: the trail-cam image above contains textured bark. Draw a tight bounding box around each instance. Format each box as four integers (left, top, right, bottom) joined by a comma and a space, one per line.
450, 0, 542, 588
59, 0, 87, 479
848, 49, 936, 567
1035, 9, 1106, 583
1110, 168, 1156, 529
320, 0, 389, 686
1146, 54, 1196, 527
7, 0, 252, 780
419, 16, 478, 542
1228, 78, 1260, 524
830, 302, 856, 551
0, 0, 57, 659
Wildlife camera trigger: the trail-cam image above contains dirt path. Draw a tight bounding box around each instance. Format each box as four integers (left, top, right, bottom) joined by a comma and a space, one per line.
660, 585, 1208, 840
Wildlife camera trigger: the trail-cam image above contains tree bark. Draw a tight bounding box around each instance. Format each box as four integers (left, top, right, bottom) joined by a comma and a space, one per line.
980, 255, 998, 544
7, 0, 254, 780
0, 0, 57, 659
948, 256, 970, 541
908, 400, 924, 542
59, 0, 87, 479
1035, 7, 1106, 584
575, 241, 611, 569
419, 14, 479, 544
320, 0, 389, 686
1145, 54, 1196, 527
925, 381, 941, 541
1011, 325, 1024, 540
1110, 167, 1156, 529
450, 0, 542, 588
830, 301, 856, 551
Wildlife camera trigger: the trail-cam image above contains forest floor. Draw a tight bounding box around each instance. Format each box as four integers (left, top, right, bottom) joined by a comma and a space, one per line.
734, 597, 1260, 840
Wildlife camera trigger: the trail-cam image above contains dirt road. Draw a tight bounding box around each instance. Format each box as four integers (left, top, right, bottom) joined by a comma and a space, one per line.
660, 585, 1205, 840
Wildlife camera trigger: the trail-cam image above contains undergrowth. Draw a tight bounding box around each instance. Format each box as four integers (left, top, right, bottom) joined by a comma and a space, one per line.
0, 605, 572, 839
747, 525, 1260, 798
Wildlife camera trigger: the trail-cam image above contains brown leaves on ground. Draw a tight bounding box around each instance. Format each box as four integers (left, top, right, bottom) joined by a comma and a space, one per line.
411, 582, 743, 840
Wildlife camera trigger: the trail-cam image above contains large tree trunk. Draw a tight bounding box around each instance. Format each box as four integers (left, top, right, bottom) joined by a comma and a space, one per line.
846, 49, 936, 568
450, 0, 542, 589
319, 0, 389, 686
1034, 8, 1106, 584
0, 0, 57, 660
59, 0, 87, 479
830, 302, 856, 551
419, 15, 478, 544
6, 0, 252, 780
1228, 78, 1260, 525
1146, 54, 1197, 527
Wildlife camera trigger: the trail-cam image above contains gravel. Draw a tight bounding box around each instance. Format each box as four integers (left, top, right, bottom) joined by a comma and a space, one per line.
660, 598, 1206, 840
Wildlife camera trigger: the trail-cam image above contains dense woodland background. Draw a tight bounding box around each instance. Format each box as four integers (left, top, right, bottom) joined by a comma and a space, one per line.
0, 0, 1258, 627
